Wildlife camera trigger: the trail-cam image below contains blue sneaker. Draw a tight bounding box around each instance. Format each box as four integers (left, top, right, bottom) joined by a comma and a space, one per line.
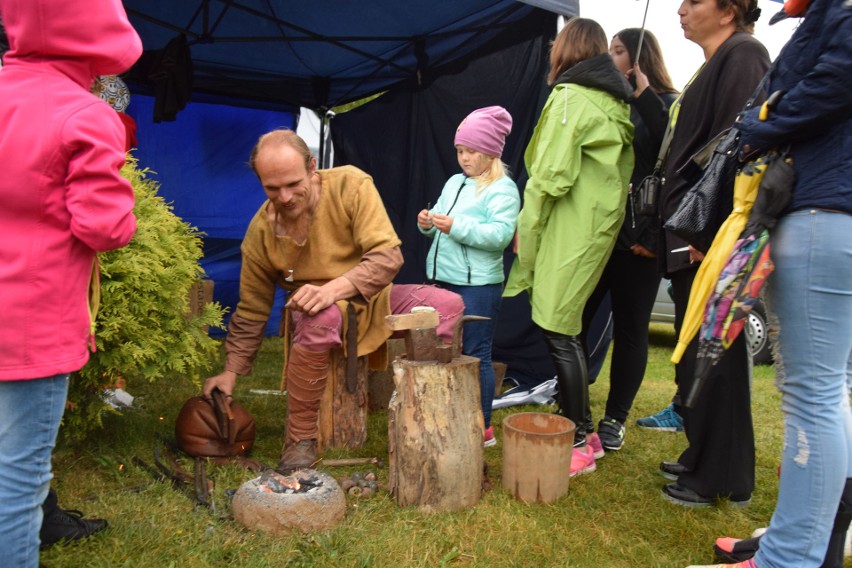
635, 404, 683, 432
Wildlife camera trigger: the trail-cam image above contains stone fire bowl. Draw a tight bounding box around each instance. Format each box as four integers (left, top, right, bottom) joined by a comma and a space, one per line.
232, 469, 346, 535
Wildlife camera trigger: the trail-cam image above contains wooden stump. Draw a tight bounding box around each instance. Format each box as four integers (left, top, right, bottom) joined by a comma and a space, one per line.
367, 338, 406, 411
317, 348, 368, 451
388, 355, 483, 512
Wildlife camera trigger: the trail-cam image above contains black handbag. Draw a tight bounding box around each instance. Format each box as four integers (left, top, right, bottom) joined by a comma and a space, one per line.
663, 71, 772, 252
632, 117, 675, 217
663, 127, 740, 252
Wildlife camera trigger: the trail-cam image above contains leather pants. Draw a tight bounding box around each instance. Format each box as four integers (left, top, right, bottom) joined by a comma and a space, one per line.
542, 330, 591, 444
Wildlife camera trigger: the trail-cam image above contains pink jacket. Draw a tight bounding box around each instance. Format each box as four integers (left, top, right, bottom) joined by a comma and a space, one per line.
0, 0, 142, 380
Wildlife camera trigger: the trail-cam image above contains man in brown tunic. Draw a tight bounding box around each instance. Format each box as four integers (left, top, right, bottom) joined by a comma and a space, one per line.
203, 129, 464, 472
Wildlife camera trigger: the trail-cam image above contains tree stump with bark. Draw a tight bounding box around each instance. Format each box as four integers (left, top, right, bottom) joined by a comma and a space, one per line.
387, 355, 483, 512
316, 348, 368, 451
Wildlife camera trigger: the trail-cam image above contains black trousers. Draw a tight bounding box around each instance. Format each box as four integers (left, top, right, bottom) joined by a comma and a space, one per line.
581, 249, 662, 424
671, 268, 755, 500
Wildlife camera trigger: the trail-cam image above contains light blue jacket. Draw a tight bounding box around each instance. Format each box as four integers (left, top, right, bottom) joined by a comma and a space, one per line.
420, 173, 520, 286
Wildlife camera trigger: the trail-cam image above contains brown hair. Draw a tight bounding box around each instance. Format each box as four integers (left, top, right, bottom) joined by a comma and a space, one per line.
547, 18, 608, 87
717, 0, 762, 32
613, 28, 678, 95
249, 129, 313, 176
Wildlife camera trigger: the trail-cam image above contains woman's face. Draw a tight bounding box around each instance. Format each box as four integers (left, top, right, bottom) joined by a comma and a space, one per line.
678, 0, 733, 47
609, 36, 632, 76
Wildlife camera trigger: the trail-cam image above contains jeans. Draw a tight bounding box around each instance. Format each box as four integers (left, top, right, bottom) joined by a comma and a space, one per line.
757, 210, 852, 568
0, 374, 70, 568
442, 283, 502, 428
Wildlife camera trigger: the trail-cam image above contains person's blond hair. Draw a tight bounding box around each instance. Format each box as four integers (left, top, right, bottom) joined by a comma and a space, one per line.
475, 157, 511, 193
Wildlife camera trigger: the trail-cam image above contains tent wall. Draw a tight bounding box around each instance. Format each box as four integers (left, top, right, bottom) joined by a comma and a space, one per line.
127, 95, 297, 336
332, 8, 559, 385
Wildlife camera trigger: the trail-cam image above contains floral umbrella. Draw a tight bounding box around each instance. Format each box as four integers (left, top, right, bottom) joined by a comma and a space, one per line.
690, 230, 773, 406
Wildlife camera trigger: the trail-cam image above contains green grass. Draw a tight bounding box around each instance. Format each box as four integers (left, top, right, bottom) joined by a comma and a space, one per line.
44, 325, 795, 567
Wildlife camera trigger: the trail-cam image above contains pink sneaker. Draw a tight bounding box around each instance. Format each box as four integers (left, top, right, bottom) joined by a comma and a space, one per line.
569, 444, 597, 477
587, 432, 605, 459
483, 426, 496, 447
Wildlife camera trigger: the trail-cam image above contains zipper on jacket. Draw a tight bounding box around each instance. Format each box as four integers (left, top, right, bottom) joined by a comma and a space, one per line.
431, 176, 468, 281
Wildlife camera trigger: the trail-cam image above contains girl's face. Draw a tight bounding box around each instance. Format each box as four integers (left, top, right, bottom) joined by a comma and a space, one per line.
456, 146, 493, 177
609, 36, 632, 76
678, 0, 733, 47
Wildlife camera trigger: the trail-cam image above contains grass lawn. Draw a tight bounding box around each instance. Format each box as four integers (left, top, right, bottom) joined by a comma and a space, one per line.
43, 324, 805, 567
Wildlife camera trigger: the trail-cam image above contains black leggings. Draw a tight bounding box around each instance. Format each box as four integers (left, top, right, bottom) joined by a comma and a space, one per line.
542, 330, 590, 443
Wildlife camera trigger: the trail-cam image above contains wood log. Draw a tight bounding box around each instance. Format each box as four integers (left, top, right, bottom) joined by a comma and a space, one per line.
388, 355, 483, 512
367, 338, 406, 411
317, 348, 368, 451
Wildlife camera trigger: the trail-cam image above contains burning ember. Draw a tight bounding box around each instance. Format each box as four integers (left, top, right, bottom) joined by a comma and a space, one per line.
258, 469, 323, 494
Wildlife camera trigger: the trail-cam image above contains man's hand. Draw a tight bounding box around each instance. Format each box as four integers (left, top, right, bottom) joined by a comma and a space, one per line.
203, 370, 237, 398
417, 209, 433, 230
287, 277, 357, 315
431, 213, 453, 235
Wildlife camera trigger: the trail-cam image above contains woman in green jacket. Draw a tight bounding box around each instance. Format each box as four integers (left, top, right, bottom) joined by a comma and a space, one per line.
504, 17, 634, 477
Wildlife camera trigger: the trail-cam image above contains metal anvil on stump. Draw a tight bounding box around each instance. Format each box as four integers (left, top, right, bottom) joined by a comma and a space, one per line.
385, 308, 484, 513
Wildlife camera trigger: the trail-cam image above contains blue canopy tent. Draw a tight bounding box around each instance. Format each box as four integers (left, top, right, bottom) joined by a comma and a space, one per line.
121, 0, 581, 384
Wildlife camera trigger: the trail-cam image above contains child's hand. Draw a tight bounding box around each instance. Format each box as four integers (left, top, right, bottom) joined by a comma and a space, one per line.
431, 213, 453, 234
417, 209, 433, 230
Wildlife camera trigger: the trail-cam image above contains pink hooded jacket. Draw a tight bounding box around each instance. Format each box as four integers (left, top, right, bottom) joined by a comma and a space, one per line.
0, 0, 142, 380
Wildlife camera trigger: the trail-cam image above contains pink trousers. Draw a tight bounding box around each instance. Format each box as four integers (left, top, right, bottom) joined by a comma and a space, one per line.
289, 284, 464, 349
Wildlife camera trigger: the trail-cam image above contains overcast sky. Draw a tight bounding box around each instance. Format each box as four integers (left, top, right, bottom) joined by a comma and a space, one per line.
578, 0, 798, 89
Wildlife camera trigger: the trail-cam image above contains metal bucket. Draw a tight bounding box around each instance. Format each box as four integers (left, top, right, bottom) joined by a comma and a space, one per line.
502, 412, 575, 503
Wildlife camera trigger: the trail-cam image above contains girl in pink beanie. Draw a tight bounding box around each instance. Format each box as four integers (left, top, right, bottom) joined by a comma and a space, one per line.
417, 106, 521, 448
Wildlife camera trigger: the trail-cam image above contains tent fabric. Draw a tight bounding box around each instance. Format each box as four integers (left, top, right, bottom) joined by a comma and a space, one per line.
122, 0, 577, 111
127, 94, 296, 336
330, 7, 566, 385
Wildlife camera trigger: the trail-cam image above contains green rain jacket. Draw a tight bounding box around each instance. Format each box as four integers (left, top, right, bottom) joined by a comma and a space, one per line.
505, 53, 634, 336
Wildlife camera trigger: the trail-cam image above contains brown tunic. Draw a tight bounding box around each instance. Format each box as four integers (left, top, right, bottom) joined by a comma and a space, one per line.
224, 165, 402, 375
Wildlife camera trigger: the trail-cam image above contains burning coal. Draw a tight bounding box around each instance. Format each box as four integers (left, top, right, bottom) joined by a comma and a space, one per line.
258, 469, 323, 494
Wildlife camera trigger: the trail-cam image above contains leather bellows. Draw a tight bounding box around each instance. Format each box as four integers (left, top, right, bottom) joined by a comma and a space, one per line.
175, 389, 256, 457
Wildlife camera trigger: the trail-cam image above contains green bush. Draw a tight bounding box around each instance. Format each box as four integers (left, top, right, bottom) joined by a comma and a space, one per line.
64, 155, 226, 440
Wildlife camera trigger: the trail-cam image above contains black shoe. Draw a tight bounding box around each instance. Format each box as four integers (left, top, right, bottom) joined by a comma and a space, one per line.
662, 482, 751, 508
40, 507, 108, 549
597, 416, 625, 451
659, 460, 687, 481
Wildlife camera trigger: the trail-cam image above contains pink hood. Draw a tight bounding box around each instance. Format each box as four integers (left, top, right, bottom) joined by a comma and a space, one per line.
1, 0, 142, 84
0, 0, 142, 381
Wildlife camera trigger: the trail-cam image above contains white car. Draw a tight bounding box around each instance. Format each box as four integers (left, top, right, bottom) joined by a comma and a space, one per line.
650, 279, 772, 365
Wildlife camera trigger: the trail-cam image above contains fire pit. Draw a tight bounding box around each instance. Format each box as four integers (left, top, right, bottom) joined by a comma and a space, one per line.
232, 469, 345, 535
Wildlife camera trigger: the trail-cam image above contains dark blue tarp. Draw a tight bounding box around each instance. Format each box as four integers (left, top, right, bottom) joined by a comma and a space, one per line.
127, 94, 295, 336
122, 0, 577, 110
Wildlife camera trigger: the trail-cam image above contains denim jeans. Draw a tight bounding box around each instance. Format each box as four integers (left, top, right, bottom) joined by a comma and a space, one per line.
442, 283, 502, 428
757, 210, 852, 568
0, 374, 69, 567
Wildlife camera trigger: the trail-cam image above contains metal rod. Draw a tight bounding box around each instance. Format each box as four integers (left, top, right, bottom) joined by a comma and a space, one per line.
635, 0, 651, 66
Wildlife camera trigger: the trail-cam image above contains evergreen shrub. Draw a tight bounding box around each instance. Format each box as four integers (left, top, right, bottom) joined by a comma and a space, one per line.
64, 155, 226, 440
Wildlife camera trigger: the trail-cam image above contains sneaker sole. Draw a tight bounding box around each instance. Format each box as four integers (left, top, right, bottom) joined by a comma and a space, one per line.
591, 448, 605, 459
660, 470, 679, 481
636, 424, 683, 432
569, 463, 597, 478
601, 441, 623, 452
483, 439, 497, 448
662, 489, 751, 508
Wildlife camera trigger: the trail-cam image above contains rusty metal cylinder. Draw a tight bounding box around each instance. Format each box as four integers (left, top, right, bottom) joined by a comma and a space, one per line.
502, 412, 575, 503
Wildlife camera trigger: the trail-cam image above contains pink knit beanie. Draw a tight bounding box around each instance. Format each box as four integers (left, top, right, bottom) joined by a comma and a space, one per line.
454, 106, 513, 158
